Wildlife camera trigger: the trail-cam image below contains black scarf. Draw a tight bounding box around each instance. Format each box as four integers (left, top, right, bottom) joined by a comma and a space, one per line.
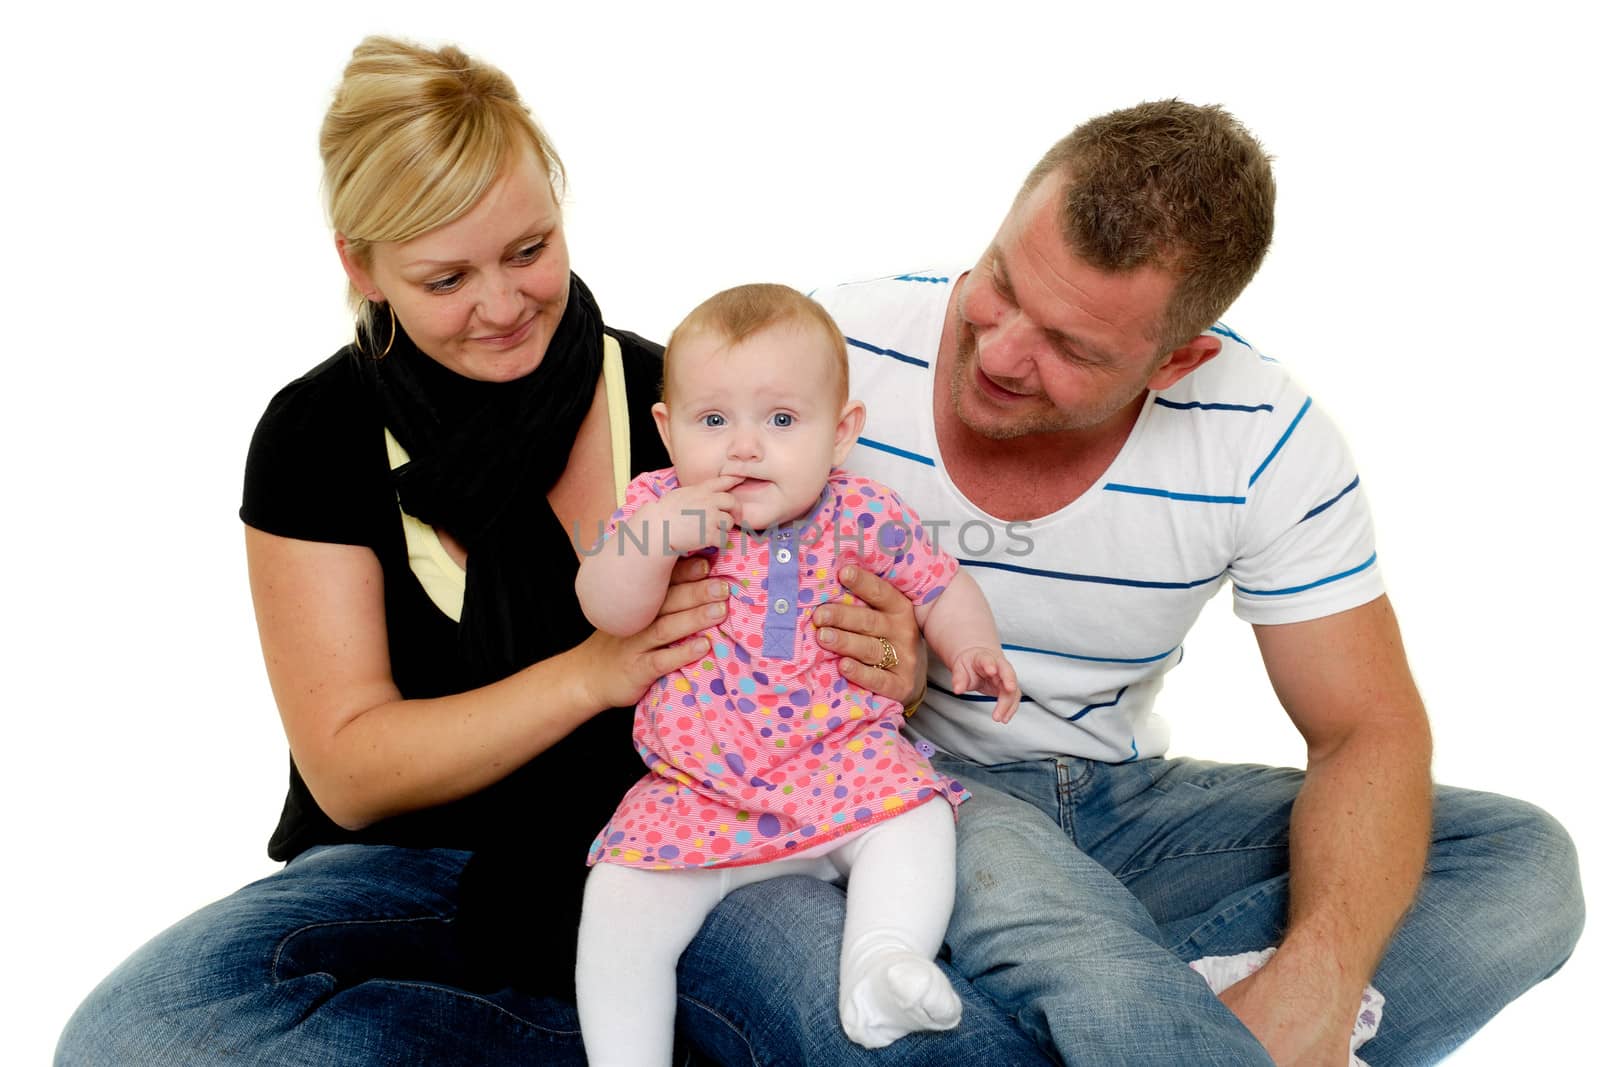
352, 274, 636, 995
354, 273, 603, 686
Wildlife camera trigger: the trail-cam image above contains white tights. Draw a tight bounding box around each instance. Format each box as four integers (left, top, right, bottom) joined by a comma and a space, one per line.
575, 797, 959, 1066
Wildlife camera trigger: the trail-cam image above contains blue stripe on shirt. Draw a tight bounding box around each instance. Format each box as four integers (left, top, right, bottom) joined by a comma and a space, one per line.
1104, 483, 1247, 505
962, 557, 1229, 591
1153, 397, 1276, 414
1249, 397, 1312, 487
846, 336, 930, 368
1004, 643, 1179, 665
893, 274, 950, 285
926, 680, 1035, 705
1300, 476, 1361, 524
857, 436, 935, 466
1065, 685, 1129, 722
1235, 552, 1378, 597
1208, 322, 1253, 348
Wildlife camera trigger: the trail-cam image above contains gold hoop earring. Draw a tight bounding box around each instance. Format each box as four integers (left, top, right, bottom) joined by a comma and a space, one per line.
378, 303, 396, 359
354, 302, 397, 358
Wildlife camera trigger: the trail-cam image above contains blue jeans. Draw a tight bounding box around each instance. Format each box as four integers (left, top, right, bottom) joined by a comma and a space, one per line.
937, 755, 1584, 1066
55, 843, 1051, 1066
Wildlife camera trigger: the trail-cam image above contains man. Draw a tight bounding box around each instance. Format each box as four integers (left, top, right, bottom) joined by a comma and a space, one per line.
803, 101, 1583, 1064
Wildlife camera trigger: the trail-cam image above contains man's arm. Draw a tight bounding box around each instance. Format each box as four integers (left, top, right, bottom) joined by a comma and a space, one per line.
1223, 593, 1433, 1065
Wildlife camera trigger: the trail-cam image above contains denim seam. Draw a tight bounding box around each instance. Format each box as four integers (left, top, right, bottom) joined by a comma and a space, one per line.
269, 915, 456, 984
1054, 760, 1079, 843
1115, 840, 1287, 881
674, 993, 761, 1066
1165, 873, 1286, 958
355, 978, 583, 1038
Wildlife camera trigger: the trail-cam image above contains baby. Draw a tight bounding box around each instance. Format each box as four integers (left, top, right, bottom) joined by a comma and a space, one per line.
574, 284, 1018, 1065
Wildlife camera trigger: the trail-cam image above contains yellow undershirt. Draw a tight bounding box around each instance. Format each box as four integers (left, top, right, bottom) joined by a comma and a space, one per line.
383, 334, 630, 622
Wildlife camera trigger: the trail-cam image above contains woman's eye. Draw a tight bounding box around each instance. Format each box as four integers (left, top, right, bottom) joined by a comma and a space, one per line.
425, 274, 464, 294
701, 414, 726, 428
772, 412, 795, 428
513, 241, 544, 263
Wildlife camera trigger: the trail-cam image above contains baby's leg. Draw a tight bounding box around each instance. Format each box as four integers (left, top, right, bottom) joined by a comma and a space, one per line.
576, 863, 725, 1067
828, 798, 962, 1048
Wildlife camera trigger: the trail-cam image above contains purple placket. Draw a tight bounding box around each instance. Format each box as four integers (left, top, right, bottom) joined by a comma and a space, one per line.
762, 524, 802, 660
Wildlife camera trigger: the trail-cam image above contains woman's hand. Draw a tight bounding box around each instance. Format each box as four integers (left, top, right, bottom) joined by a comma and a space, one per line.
811, 566, 925, 705
578, 556, 729, 710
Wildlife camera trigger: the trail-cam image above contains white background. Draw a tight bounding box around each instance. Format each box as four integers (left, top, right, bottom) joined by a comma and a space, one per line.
6, 2, 1592, 1062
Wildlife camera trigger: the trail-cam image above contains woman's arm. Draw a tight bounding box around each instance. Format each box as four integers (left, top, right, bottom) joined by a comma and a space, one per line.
247, 527, 722, 831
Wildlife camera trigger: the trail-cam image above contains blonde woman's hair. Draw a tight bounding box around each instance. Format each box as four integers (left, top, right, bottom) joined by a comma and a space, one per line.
320, 36, 565, 334
663, 284, 850, 404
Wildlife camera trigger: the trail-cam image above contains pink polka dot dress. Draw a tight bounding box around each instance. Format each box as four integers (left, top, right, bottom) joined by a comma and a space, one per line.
588, 468, 969, 870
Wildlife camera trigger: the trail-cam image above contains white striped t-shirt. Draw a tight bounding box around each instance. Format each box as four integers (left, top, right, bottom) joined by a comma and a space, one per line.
815, 270, 1384, 765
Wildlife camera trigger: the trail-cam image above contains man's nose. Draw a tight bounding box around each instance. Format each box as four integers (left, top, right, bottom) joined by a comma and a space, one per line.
977, 311, 1035, 382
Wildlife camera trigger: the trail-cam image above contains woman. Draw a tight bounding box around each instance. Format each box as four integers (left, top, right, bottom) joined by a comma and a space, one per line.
54, 37, 1049, 1065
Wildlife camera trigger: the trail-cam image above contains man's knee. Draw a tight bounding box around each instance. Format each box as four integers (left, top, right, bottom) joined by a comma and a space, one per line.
1434, 790, 1584, 978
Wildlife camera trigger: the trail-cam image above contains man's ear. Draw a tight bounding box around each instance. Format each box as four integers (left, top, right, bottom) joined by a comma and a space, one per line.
1147, 333, 1222, 391
832, 399, 867, 466
335, 233, 383, 302
652, 402, 673, 455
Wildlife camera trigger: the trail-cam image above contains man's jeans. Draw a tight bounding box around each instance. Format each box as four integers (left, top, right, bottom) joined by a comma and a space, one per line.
54, 844, 1052, 1066
937, 755, 1584, 1066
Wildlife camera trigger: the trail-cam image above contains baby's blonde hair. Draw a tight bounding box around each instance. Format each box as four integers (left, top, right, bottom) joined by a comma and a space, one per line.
663, 284, 849, 404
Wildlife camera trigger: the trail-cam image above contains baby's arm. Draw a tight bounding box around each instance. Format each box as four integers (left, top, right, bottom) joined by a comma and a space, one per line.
914, 570, 1019, 723
577, 475, 742, 636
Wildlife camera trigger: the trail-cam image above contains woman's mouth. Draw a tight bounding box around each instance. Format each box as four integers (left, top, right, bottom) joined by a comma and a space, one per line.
473, 314, 536, 349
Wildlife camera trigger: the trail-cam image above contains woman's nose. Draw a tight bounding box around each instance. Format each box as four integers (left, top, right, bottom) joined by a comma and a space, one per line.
477, 271, 523, 327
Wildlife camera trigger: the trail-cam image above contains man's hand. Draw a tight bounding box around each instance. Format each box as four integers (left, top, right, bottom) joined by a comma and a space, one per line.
1218, 955, 1358, 1067
810, 565, 924, 705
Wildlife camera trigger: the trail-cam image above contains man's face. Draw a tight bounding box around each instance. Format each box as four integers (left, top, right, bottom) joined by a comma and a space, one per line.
951, 172, 1184, 440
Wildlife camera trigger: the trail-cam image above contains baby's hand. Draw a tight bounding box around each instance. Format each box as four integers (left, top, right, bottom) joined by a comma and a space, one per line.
649, 475, 744, 554
950, 646, 1020, 724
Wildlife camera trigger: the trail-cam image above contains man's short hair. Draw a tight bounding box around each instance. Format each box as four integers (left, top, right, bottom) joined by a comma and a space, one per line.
1021, 100, 1275, 351
664, 283, 850, 403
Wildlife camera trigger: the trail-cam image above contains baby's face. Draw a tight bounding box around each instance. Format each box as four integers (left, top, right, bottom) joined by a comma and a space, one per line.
654, 322, 857, 532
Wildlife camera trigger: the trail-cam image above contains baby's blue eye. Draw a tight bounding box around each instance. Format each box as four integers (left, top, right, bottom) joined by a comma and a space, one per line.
772, 413, 794, 428
702, 414, 726, 427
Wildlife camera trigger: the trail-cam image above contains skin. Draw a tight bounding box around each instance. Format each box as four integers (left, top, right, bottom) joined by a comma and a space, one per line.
802, 171, 1433, 1064
248, 148, 721, 831
579, 321, 1018, 720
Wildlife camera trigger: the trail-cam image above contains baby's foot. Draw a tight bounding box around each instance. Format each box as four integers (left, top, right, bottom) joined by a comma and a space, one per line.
839, 950, 962, 1049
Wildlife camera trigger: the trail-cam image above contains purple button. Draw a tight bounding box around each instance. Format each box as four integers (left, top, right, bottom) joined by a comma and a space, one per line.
914, 740, 936, 759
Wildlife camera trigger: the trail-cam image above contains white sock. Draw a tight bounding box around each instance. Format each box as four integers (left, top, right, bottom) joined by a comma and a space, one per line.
839, 937, 963, 1048
831, 800, 962, 1048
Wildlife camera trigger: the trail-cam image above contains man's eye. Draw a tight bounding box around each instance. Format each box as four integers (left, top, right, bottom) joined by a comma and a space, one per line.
772, 413, 794, 428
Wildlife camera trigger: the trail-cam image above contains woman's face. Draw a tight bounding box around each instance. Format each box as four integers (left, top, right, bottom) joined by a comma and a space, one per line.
342, 147, 570, 382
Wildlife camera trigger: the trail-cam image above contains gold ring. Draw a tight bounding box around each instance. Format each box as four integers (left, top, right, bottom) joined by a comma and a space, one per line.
873, 637, 899, 671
